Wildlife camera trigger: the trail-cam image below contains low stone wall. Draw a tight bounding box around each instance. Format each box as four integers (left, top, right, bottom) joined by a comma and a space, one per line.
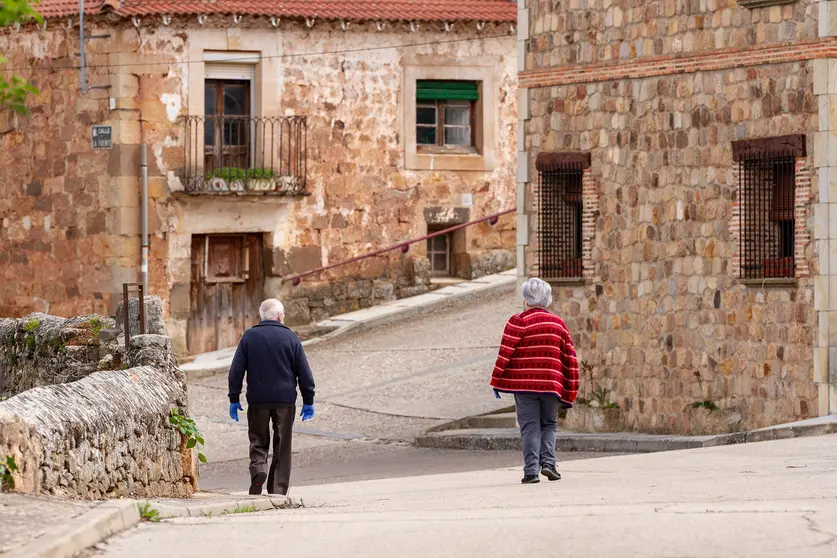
0, 314, 122, 399
0, 325, 196, 499
279, 255, 434, 325
460, 249, 516, 280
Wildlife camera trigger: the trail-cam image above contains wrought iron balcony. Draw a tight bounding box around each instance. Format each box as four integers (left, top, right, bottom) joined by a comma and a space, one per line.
183, 115, 307, 195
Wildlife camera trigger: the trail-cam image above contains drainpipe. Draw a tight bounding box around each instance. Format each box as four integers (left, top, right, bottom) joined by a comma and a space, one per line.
140, 144, 149, 295
79, 0, 86, 94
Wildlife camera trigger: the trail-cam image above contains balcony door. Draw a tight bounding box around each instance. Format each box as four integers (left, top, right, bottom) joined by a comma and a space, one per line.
204, 79, 251, 171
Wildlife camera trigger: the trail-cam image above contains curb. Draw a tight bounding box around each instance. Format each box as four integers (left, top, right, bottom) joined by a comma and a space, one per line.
139, 494, 299, 519
5, 494, 300, 558
5, 500, 139, 558
183, 270, 517, 381
416, 417, 837, 453
303, 275, 517, 348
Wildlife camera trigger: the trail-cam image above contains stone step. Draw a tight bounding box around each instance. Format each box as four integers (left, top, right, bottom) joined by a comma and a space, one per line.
416, 429, 714, 453
462, 412, 517, 430
415, 416, 837, 454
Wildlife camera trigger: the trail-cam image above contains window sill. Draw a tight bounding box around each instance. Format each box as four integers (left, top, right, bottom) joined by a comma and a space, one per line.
544, 277, 587, 287
736, 0, 796, 8
407, 149, 492, 172
417, 145, 479, 156
739, 278, 797, 288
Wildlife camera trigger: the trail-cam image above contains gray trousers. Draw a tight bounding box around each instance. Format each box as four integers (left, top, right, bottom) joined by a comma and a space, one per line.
514, 393, 560, 476
247, 406, 295, 495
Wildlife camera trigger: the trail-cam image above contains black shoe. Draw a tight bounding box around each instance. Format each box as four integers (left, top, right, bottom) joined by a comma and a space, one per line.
249, 472, 267, 495
540, 466, 561, 481
521, 475, 540, 484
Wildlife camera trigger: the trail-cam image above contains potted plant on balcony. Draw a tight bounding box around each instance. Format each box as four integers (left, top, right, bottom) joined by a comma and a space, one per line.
246, 168, 276, 192
204, 170, 228, 192
205, 168, 275, 192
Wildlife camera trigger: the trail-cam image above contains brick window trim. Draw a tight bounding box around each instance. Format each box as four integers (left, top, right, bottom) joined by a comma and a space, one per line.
730, 157, 812, 284
531, 156, 597, 283
731, 134, 806, 162
535, 151, 592, 170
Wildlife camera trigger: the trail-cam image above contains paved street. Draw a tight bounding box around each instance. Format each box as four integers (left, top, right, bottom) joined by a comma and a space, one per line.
190, 291, 540, 491
98, 435, 837, 557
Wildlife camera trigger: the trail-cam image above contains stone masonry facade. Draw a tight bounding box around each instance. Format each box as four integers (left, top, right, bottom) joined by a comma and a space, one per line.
518, 0, 835, 433
0, 12, 517, 355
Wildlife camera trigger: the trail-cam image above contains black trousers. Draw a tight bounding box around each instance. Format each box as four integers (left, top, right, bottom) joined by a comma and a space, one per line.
247, 406, 295, 495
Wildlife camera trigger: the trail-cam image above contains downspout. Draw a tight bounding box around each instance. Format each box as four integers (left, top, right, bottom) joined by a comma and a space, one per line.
140, 144, 149, 295
79, 0, 86, 93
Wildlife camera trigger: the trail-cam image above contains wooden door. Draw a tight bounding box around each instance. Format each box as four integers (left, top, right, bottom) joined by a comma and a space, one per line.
188, 234, 264, 354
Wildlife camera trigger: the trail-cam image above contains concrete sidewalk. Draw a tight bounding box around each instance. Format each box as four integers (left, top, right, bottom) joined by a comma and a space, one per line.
181, 268, 517, 380
0, 491, 295, 558
97, 434, 837, 558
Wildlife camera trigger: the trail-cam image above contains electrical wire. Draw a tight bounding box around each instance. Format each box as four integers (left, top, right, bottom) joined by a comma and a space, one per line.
0, 31, 513, 74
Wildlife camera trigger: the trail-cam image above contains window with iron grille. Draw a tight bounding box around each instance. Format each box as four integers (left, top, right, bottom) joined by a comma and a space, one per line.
536, 153, 590, 279
732, 135, 805, 280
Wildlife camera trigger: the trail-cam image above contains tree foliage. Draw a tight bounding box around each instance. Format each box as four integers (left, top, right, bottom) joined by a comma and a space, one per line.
1, 0, 42, 115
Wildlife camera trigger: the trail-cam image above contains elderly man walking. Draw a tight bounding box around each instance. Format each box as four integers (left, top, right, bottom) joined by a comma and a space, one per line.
228, 299, 315, 496
491, 278, 580, 484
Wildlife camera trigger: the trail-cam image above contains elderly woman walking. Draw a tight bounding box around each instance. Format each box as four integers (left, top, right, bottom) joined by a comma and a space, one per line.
491, 278, 580, 484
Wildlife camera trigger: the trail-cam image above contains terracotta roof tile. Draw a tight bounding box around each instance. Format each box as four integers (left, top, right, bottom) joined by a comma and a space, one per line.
37, 1, 517, 23
37, 1, 105, 18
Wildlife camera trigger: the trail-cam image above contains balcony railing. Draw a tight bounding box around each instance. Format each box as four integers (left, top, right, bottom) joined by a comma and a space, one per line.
183, 115, 307, 195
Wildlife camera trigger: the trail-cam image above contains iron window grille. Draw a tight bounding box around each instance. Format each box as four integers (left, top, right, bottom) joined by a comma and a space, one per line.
537, 154, 587, 279
732, 135, 805, 280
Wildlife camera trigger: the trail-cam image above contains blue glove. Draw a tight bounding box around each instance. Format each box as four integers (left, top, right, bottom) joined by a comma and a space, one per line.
300, 404, 315, 421
229, 402, 244, 422
494, 389, 502, 399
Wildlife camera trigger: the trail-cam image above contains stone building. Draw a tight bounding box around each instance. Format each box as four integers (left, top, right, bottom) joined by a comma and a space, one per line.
0, 0, 518, 355
517, 0, 837, 432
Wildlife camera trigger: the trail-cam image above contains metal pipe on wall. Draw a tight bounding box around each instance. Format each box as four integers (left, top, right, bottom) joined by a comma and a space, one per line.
79, 0, 86, 93
140, 144, 149, 295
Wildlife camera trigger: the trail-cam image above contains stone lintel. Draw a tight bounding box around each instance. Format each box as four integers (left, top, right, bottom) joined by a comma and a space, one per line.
423, 207, 471, 226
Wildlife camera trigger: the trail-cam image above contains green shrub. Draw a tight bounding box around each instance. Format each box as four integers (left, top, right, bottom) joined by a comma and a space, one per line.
87, 317, 105, 338
0, 456, 18, 492
137, 503, 160, 522
169, 409, 207, 464
691, 400, 719, 412
205, 167, 275, 181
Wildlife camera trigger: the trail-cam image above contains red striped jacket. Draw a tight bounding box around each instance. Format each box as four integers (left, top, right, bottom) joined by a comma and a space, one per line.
490, 308, 580, 406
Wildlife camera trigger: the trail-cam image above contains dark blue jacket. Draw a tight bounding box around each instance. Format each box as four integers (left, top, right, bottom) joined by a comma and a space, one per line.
228, 320, 315, 408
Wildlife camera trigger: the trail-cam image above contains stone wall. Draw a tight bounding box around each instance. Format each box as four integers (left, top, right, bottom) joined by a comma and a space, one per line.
523, 0, 817, 71
0, 309, 195, 499
0, 17, 517, 353
278, 255, 430, 325
0, 23, 137, 319
0, 313, 122, 399
519, 0, 821, 433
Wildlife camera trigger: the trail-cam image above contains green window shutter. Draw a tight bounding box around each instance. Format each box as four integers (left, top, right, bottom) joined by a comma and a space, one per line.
417, 81, 478, 101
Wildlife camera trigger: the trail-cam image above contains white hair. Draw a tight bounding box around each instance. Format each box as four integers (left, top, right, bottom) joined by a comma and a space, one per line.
259, 299, 285, 322
521, 278, 553, 309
